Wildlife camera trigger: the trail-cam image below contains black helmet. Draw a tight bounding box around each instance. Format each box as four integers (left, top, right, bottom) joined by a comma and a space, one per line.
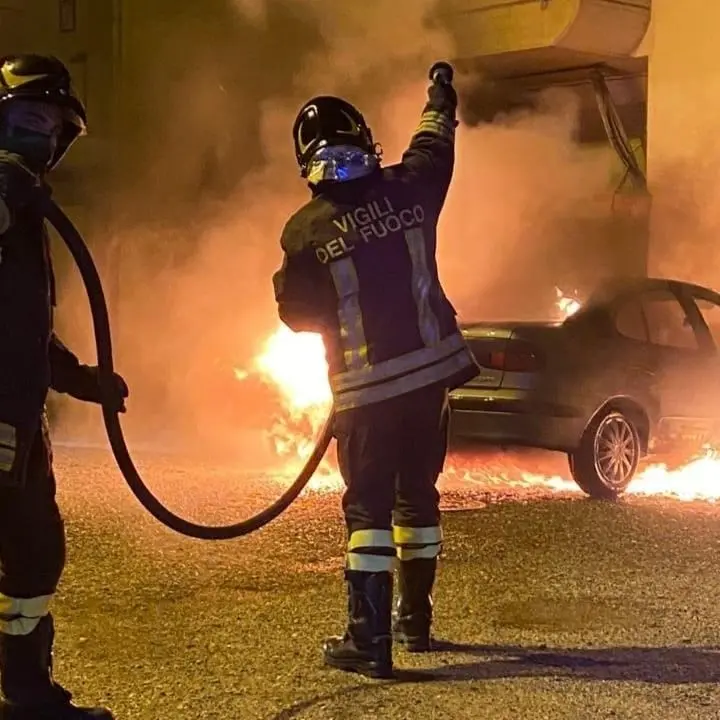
293, 96, 376, 178
0, 54, 87, 169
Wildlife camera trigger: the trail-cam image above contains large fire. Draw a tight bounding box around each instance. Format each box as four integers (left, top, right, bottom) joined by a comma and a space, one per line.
237, 290, 720, 502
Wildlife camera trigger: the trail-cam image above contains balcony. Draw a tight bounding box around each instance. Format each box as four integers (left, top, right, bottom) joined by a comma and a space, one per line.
438, 0, 651, 71
436, 0, 651, 136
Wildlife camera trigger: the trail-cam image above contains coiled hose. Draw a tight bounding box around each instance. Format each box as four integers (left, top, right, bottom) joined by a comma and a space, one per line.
43, 197, 334, 540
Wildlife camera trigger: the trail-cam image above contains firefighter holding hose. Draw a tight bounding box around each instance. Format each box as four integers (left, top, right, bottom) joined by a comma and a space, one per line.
273, 61, 479, 678
0, 55, 128, 719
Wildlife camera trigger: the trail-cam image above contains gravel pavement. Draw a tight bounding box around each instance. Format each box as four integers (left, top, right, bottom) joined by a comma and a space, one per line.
43, 445, 720, 719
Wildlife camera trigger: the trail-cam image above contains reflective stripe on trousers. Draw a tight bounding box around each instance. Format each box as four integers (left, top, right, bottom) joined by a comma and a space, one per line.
347, 529, 396, 573
0, 421, 17, 472
0, 593, 52, 636
393, 525, 442, 561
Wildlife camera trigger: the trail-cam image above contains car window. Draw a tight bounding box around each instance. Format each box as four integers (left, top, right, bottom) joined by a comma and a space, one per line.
641, 291, 699, 349
614, 299, 648, 342
693, 296, 720, 347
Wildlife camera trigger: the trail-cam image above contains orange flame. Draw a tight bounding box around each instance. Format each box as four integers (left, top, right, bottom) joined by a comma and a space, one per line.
240, 325, 337, 492
555, 286, 582, 318
629, 447, 720, 502
255, 325, 332, 412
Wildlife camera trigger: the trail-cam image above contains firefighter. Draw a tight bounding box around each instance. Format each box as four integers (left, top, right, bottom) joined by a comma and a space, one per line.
0, 55, 128, 719
273, 61, 479, 678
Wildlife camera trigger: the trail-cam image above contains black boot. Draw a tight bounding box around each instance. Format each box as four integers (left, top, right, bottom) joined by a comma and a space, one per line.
393, 558, 437, 652
0, 615, 114, 719
323, 570, 394, 679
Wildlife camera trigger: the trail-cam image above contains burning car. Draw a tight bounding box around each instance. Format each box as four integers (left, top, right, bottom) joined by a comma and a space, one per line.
449, 277, 720, 500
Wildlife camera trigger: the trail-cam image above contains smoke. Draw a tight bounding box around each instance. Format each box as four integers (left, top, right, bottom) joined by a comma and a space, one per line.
50, 0, 636, 459
648, 157, 720, 288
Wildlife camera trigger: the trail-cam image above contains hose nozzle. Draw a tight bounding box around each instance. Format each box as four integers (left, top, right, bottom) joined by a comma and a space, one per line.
430, 61, 454, 85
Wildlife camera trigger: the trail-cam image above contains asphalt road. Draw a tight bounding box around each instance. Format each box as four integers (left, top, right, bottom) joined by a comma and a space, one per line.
44, 444, 720, 719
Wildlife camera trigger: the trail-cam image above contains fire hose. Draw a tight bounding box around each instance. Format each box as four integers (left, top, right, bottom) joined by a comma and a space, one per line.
39, 61, 453, 541
42, 195, 335, 540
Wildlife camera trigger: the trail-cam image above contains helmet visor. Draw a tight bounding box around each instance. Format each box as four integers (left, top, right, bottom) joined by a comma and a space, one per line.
306, 145, 378, 185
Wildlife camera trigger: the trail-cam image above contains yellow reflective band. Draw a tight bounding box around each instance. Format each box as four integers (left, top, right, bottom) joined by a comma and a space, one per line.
393, 525, 443, 546
330, 258, 369, 372
348, 529, 394, 552
333, 345, 476, 412
414, 111, 455, 140
0, 594, 52, 636
0, 422, 16, 449
397, 544, 441, 561
0, 446, 14, 472
404, 228, 441, 347
346, 553, 396, 573
0, 594, 52, 617
0, 195, 9, 234
331, 332, 468, 393
0, 614, 43, 636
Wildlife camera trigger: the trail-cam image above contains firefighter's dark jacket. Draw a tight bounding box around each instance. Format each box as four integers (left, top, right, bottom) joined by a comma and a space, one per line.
0, 150, 87, 476
273, 92, 479, 413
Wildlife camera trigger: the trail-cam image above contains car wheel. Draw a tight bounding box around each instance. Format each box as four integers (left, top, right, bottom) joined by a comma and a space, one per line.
568, 410, 641, 500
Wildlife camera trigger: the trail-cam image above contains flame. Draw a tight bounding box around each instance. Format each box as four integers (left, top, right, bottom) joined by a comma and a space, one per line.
555, 286, 582, 318
241, 325, 338, 492
443, 445, 720, 502
629, 446, 720, 502
238, 309, 720, 503
255, 325, 331, 411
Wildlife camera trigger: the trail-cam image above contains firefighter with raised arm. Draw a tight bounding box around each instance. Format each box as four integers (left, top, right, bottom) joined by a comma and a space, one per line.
273, 61, 479, 678
0, 55, 128, 719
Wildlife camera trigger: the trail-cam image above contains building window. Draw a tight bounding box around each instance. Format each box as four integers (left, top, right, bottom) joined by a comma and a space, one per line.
59, 0, 76, 33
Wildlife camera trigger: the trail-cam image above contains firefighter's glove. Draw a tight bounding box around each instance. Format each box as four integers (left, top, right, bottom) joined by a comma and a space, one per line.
427, 81, 458, 116
70, 365, 129, 413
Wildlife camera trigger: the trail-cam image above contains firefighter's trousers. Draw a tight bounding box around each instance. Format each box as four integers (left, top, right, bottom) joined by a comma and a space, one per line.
334, 384, 449, 571
0, 417, 65, 705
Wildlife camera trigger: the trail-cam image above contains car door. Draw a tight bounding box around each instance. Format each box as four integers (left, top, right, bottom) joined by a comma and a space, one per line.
571, 291, 659, 425
636, 286, 716, 442
675, 284, 720, 432
608, 292, 658, 406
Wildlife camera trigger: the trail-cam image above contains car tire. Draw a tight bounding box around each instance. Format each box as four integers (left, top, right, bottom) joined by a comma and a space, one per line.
568, 409, 641, 500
